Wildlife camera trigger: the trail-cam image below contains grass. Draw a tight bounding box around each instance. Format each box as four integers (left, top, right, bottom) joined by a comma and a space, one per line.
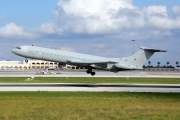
0, 92, 180, 120
0, 77, 180, 84
0, 77, 179, 119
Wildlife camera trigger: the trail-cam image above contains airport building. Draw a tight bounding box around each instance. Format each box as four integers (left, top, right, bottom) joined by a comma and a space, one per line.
0, 60, 177, 71
0, 60, 83, 70
0, 60, 81, 70
0, 60, 57, 70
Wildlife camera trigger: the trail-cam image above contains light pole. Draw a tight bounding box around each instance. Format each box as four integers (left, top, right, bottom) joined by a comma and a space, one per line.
131, 40, 135, 54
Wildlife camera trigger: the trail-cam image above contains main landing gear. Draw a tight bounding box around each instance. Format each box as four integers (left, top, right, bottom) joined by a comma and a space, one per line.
86, 69, 96, 76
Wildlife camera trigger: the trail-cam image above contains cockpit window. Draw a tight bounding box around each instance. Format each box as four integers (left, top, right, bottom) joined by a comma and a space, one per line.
16, 47, 21, 49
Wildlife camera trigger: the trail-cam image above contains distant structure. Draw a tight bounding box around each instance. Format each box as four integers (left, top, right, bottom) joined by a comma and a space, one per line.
0, 60, 82, 70
0, 60, 57, 70
0, 60, 178, 71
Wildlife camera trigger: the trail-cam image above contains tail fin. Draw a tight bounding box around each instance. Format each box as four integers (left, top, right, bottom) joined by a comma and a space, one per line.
122, 47, 167, 68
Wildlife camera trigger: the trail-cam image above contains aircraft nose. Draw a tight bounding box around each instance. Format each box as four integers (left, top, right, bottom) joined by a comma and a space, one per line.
11, 48, 16, 53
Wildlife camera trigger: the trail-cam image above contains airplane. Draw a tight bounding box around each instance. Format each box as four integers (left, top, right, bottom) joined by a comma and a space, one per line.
12, 45, 166, 76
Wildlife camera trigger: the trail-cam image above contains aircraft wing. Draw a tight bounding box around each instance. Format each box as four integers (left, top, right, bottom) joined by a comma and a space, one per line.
89, 61, 117, 69
66, 59, 117, 69
66, 59, 117, 64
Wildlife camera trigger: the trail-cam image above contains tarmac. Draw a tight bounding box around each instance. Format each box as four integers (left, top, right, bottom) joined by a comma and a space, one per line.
0, 70, 180, 92
0, 69, 180, 78
0, 83, 180, 92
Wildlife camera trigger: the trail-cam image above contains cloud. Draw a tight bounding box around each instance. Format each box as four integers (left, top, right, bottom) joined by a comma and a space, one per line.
60, 46, 75, 52
55, 0, 134, 17
143, 6, 168, 17
37, 0, 178, 40
1, 0, 179, 41
143, 6, 180, 30
52, 0, 135, 34
38, 23, 56, 34
91, 44, 105, 48
172, 6, 180, 16
0, 23, 40, 39
0, 15, 3, 19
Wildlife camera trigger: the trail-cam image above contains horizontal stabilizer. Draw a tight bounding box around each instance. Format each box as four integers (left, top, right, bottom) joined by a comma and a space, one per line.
140, 47, 167, 52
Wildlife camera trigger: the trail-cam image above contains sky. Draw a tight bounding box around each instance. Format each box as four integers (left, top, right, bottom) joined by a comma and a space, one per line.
0, 0, 180, 66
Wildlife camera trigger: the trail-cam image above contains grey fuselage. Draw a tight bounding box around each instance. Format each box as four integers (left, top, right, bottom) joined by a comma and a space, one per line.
12, 46, 141, 72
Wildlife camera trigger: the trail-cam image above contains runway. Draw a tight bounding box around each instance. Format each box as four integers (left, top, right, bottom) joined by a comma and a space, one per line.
0, 83, 180, 92
0, 70, 180, 92
0, 70, 180, 78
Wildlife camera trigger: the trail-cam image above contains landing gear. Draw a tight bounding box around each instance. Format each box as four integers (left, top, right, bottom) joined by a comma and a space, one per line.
86, 69, 91, 74
86, 69, 96, 76
91, 72, 96, 76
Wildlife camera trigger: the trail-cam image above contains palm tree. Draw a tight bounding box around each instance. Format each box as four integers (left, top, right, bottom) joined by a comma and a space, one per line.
157, 62, 160, 67
167, 61, 170, 67
176, 61, 179, 67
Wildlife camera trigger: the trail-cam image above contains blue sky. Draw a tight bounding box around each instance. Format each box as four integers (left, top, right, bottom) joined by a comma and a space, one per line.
0, 0, 180, 66
0, 0, 57, 27
133, 0, 180, 9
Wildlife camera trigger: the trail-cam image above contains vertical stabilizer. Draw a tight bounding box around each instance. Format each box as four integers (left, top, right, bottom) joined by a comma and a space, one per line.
122, 47, 167, 68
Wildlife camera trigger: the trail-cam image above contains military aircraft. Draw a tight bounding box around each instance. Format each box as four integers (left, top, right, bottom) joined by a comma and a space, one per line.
12, 45, 166, 76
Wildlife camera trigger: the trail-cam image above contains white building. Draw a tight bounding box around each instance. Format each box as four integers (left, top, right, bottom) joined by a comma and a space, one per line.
0, 60, 58, 70
0, 60, 82, 70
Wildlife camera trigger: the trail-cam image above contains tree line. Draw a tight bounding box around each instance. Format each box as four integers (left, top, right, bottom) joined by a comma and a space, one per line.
144, 61, 179, 68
